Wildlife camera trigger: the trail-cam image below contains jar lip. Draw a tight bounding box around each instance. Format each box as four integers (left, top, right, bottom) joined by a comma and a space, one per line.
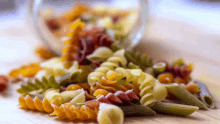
29, 0, 149, 55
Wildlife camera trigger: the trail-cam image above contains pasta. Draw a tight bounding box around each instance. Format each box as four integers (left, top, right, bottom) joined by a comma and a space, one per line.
51, 103, 97, 121
17, 71, 82, 95
9, 63, 42, 78
172, 58, 185, 66
87, 49, 127, 86
195, 80, 215, 108
138, 71, 157, 107
60, 89, 86, 106
97, 103, 124, 124
35, 46, 57, 60
0, 75, 8, 92
110, 43, 152, 70
165, 64, 192, 78
180, 82, 200, 94
119, 103, 156, 116
157, 72, 174, 84
86, 47, 113, 62
90, 82, 140, 95
152, 80, 168, 101
165, 83, 208, 109
66, 84, 90, 91
17, 75, 61, 95
61, 19, 85, 68
41, 56, 80, 77
153, 62, 166, 75
87, 90, 139, 105
151, 102, 199, 116
18, 95, 54, 113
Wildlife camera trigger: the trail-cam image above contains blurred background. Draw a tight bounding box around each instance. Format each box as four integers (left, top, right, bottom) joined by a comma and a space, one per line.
0, 0, 220, 74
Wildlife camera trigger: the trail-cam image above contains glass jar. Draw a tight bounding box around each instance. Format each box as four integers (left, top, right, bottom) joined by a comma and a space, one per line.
28, 0, 149, 55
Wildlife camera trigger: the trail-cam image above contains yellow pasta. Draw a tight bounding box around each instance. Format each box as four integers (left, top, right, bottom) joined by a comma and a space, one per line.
51, 103, 97, 121
97, 103, 124, 124
61, 19, 85, 68
18, 95, 54, 113
86, 47, 113, 62
88, 49, 127, 86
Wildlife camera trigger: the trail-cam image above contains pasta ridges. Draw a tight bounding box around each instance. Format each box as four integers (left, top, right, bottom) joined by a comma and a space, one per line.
18, 95, 54, 113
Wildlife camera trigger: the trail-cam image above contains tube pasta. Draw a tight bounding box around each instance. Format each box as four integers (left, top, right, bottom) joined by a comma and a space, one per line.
97, 103, 124, 124
87, 49, 127, 86
86, 47, 113, 62
18, 95, 54, 113
165, 83, 208, 109
51, 103, 97, 121
119, 103, 156, 116
195, 80, 215, 108
151, 102, 199, 116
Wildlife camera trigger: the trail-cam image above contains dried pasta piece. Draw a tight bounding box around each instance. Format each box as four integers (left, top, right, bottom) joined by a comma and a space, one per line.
51, 104, 97, 121
110, 43, 152, 70
9, 63, 42, 78
151, 102, 199, 116
61, 19, 85, 68
61, 3, 89, 22
41, 56, 81, 77
195, 80, 215, 108
157, 72, 174, 84
17, 71, 82, 95
86, 90, 139, 110
119, 102, 156, 117
18, 95, 54, 113
35, 46, 57, 60
97, 103, 124, 124
88, 49, 127, 86
0, 75, 8, 92
166, 64, 192, 78
86, 47, 113, 62
165, 83, 208, 109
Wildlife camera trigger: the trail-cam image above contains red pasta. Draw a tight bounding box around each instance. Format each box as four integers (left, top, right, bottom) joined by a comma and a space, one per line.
0, 75, 8, 92
77, 28, 114, 64
165, 64, 192, 78
86, 90, 139, 108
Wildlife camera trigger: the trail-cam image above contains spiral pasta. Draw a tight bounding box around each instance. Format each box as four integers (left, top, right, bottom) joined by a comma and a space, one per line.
90, 82, 140, 95
138, 72, 157, 107
17, 71, 82, 95
166, 64, 192, 78
40, 57, 80, 77
88, 49, 127, 86
87, 90, 139, 106
9, 63, 42, 78
51, 103, 97, 121
0, 75, 8, 92
97, 103, 124, 124
86, 47, 113, 62
61, 19, 85, 68
18, 95, 54, 113
66, 84, 96, 100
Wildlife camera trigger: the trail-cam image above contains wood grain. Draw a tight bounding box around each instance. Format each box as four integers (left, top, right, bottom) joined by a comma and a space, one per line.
0, 18, 220, 123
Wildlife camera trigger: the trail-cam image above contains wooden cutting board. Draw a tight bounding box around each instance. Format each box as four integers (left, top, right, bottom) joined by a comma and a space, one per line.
0, 18, 220, 124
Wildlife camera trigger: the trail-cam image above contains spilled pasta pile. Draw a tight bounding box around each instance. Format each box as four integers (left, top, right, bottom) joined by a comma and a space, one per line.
7, 3, 216, 124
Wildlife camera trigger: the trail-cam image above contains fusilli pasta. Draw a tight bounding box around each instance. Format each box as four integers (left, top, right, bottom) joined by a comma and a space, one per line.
97, 103, 124, 124
18, 95, 54, 113
87, 49, 127, 86
61, 19, 85, 68
51, 103, 97, 121
86, 47, 113, 62
166, 64, 192, 78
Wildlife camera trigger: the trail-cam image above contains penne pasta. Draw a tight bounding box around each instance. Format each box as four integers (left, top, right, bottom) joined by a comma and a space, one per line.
119, 103, 156, 116
195, 80, 215, 108
164, 83, 208, 109
151, 102, 199, 116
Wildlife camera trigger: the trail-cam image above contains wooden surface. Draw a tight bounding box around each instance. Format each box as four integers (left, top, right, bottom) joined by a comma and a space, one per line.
0, 18, 220, 124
